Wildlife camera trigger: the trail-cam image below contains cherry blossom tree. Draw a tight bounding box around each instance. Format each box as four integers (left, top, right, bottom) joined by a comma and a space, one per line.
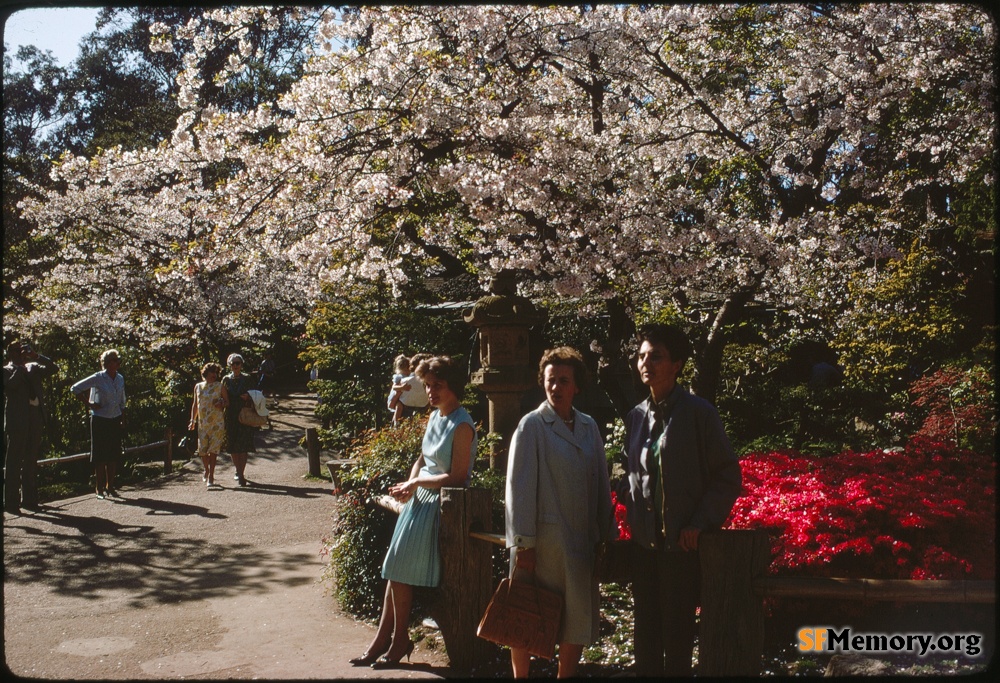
15, 5, 994, 400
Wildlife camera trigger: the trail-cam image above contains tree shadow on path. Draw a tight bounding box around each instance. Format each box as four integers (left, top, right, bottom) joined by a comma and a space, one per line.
4, 509, 317, 609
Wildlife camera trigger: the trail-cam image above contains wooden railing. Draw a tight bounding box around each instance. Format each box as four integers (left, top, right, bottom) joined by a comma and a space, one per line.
372, 489, 994, 675
36, 428, 177, 475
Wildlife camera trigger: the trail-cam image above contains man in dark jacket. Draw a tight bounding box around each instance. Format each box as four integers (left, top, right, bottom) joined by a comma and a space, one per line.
3, 340, 59, 513
623, 323, 742, 675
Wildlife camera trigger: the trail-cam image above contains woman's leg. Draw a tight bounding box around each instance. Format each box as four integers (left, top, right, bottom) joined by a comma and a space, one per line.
106, 461, 117, 490
510, 647, 531, 678
556, 642, 583, 678
207, 453, 217, 483
232, 452, 247, 481
94, 465, 107, 494
386, 580, 413, 656
364, 582, 395, 656
200, 453, 210, 480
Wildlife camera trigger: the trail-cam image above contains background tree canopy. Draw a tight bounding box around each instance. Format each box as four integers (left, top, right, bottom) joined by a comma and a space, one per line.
3, 4, 994, 458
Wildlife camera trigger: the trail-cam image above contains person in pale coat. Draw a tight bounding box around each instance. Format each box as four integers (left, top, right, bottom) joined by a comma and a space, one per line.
505, 346, 616, 678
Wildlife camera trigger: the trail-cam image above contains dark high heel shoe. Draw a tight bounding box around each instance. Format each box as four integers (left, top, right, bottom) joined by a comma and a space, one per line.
348, 642, 389, 666
371, 639, 414, 669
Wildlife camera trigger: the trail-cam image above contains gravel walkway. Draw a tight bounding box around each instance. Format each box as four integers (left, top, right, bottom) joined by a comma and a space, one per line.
3, 393, 452, 680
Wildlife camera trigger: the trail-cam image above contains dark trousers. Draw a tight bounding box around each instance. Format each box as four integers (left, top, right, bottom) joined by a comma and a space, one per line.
632, 545, 701, 676
3, 407, 42, 510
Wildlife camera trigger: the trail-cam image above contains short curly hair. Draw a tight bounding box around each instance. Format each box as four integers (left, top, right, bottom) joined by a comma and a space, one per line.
537, 346, 588, 390
415, 355, 466, 400
201, 362, 223, 379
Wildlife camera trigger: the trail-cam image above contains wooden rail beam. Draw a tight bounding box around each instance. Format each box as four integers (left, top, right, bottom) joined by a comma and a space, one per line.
753, 577, 996, 603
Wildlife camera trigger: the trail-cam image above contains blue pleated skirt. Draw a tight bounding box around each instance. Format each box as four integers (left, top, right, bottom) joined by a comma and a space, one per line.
381, 486, 442, 587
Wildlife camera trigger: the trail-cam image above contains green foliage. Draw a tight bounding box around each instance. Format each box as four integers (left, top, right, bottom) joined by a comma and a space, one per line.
301, 282, 471, 450
833, 244, 965, 394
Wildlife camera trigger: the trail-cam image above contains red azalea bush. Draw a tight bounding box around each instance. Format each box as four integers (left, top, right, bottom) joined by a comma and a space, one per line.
726, 438, 995, 580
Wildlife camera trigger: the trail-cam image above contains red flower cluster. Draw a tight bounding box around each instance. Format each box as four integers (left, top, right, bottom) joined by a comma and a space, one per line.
726, 438, 995, 580
611, 490, 631, 542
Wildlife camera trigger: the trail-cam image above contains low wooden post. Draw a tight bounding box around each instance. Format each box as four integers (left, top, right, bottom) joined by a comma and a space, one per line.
305, 427, 321, 477
434, 487, 496, 671
163, 428, 173, 475
698, 529, 770, 676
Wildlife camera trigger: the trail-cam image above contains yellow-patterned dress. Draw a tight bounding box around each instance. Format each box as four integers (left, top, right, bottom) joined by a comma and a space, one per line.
195, 380, 226, 454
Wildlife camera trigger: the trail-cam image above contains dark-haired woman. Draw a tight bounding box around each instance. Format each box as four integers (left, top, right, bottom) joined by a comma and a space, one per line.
222, 353, 255, 486
349, 355, 477, 669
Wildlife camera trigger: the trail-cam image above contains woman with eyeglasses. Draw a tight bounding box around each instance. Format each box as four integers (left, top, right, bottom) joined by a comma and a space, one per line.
222, 353, 255, 486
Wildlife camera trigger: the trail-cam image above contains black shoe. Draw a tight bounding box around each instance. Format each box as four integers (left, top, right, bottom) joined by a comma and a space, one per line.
237, 476, 247, 487
371, 640, 414, 669
349, 642, 390, 667
106, 488, 121, 499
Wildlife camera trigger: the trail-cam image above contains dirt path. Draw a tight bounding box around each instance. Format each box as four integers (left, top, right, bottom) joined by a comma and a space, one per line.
3, 392, 455, 680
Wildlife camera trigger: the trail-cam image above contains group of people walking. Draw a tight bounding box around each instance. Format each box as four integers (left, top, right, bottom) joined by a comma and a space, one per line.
186, 353, 264, 488
351, 323, 743, 677
3, 345, 272, 510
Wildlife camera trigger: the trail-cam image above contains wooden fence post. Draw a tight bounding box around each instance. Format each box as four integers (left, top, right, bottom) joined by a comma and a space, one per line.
435, 487, 496, 671
163, 428, 173, 475
698, 529, 770, 676
305, 427, 321, 477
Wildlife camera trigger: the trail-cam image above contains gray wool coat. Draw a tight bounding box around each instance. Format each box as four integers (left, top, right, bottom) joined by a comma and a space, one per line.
505, 401, 616, 645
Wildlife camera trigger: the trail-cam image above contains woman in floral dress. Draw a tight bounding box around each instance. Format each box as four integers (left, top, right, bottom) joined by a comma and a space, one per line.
188, 362, 227, 487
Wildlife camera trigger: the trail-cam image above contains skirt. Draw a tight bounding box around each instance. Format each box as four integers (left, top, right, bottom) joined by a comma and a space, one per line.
381, 486, 442, 587
90, 415, 124, 464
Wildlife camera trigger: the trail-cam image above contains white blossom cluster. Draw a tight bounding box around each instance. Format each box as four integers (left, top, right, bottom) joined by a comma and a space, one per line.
13, 4, 994, 351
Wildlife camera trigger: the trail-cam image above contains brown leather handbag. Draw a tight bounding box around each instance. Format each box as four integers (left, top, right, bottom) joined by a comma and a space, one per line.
476, 577, 563, 659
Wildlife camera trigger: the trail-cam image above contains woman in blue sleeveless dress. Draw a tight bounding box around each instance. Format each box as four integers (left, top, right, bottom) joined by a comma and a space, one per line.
350, 355, 477, 669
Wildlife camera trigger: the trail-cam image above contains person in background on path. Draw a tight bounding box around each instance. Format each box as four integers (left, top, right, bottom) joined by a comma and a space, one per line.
257, 353, 276, 399
71, 349, 127, 500
623, 323, 742, 676
188, 362, 227, 487
386, 353, 411, 426
4, 340, 59, 514
349, 355, 477, 670
393, 352, 431, 422
505, 346, 616, 678
222, 353, 256, 486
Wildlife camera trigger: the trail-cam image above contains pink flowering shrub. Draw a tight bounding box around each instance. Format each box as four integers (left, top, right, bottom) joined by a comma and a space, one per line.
726, 439, 995, 580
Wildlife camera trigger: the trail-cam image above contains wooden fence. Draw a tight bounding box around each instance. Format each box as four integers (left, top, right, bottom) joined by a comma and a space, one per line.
373, 487, 994, 675
37, 428, 177, 475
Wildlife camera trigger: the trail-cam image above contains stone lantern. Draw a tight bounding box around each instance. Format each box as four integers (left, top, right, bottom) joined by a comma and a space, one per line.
464, 271, 545, 469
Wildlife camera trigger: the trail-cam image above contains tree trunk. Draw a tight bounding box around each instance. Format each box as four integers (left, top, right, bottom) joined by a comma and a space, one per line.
691, 293, 750, 405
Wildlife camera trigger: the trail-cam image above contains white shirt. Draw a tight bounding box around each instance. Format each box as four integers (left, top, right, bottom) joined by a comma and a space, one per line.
398, 374, 429, 407
70, 370, 126, 419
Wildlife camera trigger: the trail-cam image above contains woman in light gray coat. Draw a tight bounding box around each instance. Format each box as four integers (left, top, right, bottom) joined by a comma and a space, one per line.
505, 346, 616, 678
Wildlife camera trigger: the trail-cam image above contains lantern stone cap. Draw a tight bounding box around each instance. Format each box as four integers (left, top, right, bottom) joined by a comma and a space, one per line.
463, 270, 544, 327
